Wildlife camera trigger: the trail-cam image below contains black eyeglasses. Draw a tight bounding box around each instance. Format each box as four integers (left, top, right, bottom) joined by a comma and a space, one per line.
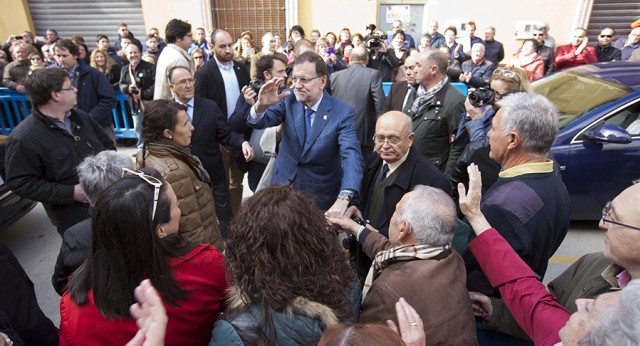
601, 201, 640, 231
599, 35, 613, 38
122, 168, 163, 222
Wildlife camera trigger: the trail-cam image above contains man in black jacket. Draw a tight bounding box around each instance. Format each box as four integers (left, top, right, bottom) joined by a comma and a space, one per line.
195, 29, 251, 216
346, 111, 451, 280
4, 68, 115, 235
171, 66, 253, 237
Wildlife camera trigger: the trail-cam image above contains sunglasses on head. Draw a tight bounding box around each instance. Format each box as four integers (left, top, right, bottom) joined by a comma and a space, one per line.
492, 69, 517, 78
122, 168, 163, 222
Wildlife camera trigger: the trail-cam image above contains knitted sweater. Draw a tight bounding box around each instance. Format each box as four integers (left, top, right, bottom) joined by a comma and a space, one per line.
462, 163, 571, 296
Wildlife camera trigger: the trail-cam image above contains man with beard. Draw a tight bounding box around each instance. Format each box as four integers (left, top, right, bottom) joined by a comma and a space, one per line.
195, 29, 250, 217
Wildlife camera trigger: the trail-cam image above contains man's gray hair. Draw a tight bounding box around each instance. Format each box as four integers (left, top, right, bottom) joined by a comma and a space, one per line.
497, 93, 559, 157
587, 278, 640, 345
77, 151, 135, 205
397, 185, 456, 246
419, 49, 448, 77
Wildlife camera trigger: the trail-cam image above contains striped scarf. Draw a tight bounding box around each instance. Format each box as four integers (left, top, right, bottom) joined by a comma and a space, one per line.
362, 243, 452, 298
407, 75, 449, 117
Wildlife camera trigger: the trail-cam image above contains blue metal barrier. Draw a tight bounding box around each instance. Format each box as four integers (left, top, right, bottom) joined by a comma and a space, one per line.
382, 82, 392, 97
0, 89, 29, 135
383, 81, 469, 97
451, 82, 469, 95
112, 92, 137, 139
0, 87, 137, 138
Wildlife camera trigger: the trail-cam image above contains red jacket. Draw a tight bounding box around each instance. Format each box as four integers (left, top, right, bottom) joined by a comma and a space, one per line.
59, 244, 227, 346
468, 228, 570, 346
554, 44, 597, 71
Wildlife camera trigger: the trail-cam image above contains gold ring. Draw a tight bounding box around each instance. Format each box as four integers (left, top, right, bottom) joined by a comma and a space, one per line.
409, 322, 418, 326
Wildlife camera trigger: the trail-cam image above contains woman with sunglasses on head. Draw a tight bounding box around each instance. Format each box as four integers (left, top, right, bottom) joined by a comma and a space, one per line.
510, 39, 544, 81
448, 66, 532, 196
137, 99, 224, 251
211, 185, 360, 345
60, 167, 227, 346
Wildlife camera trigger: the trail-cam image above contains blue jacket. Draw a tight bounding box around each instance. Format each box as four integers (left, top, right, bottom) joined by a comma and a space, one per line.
247, 90, 364, 210
76, 61, 117, 127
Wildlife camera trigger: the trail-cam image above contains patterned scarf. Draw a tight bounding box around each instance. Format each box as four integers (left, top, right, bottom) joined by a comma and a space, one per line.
362, 243, 452, 298
407, 75, 449, 117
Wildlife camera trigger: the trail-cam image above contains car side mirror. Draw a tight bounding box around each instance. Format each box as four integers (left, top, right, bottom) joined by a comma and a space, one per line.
584, 124, 632, 144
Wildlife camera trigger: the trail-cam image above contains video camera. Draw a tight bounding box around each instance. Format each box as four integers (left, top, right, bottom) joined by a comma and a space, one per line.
364, 24, 387, 51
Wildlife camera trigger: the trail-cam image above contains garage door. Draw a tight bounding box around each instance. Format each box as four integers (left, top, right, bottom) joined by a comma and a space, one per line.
28, 0, 145, 46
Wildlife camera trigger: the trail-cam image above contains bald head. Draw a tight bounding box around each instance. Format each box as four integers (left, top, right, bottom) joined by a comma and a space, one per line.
379, 111, 411, 131
374, 111, 414, 163
601, 183, 640, 275
294, 39, 315, 56
471, 43, 485, 62
349, 46, 368, 64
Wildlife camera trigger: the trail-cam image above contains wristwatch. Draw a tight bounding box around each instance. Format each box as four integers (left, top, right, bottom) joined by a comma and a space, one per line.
337, 190, 354, 202
0, 332, 13, 346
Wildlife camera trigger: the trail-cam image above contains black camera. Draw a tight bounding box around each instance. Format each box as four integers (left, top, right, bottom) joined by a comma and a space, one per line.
248, 79, 264, 94
468, 87, 495, 107
368, 33, 387, 50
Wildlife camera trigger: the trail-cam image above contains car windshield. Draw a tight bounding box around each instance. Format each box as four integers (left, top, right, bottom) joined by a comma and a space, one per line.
533, 71, 632, 129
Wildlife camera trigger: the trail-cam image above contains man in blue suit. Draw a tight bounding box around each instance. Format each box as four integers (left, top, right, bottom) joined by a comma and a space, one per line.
246, 51, 364, 213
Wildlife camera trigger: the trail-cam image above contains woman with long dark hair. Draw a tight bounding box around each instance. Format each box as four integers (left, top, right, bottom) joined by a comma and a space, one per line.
60, 167, 227, 345
137, 99, 224, 250
211, 185, 360, 345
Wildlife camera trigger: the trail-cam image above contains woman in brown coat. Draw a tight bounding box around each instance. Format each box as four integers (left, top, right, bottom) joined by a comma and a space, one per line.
137, 99, 224, 250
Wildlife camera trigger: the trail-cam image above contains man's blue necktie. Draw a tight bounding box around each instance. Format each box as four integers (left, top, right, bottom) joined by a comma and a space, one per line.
379, 163, 389, 181
304, 108, 314, 140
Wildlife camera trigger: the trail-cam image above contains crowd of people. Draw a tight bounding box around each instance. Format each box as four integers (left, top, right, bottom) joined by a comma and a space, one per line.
1, 16, 640, 346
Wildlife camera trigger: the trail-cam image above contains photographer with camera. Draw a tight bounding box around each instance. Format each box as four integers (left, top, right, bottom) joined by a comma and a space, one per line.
119, 44, 155, 147
448, 67, 532, 195
365, 26, 400, 82
228, 54, 288, 192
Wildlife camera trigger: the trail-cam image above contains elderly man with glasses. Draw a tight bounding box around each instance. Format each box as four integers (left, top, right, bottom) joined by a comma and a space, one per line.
339, 110, 450, 281
471, 181, 640, 341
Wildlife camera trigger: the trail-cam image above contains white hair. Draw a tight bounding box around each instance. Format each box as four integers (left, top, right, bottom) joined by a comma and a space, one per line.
496, 93, 559, 157
587, 279, 640, 345
397, 185, 456, 246
77, 151, 135, 205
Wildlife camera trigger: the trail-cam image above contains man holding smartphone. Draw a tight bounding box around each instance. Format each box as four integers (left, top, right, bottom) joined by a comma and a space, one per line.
554, 28, 597, 71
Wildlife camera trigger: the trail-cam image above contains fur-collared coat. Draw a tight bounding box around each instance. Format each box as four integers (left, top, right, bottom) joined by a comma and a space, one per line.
210, 286, 346, 345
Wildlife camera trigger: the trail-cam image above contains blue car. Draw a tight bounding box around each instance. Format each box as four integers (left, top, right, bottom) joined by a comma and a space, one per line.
533, 61, 640, 220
